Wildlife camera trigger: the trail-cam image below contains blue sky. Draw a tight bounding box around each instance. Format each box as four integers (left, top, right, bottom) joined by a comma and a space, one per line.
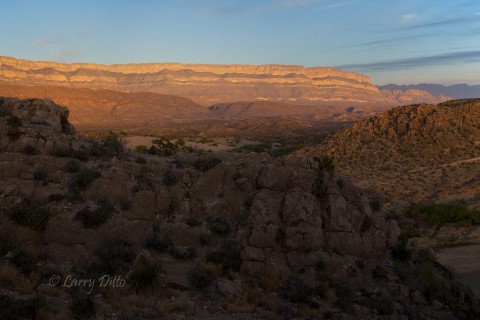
1, 0, 480, 85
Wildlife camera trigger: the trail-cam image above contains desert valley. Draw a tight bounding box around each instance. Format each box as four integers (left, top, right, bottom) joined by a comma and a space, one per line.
0, 55, 479, 320
1, 1, 480, 319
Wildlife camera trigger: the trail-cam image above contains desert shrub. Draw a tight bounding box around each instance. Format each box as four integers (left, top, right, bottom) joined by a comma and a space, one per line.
51, 147, 75, 158
7, 115, 22, 128
0, 285, 42, 318
169, 246, 196, 260
405, 203, 480, 226
70, 295, 95, 319
205, 240, 241, 273
65, 160, 80, 173
0, 241, 13, 257
269, 146, 299, 158
72, 169, 101, 190
315, 258, 326, 271
119, 199, 132, 211
95, 239, 135, 274
135, 156, 147, 164
163, 170, 178, 186
0, 265, 36, 294
282, 276, 314, 304
33, 169, 48, 181
369, 199, 381, 212
332, 280, 354, 310
374, 295, 394, 315
130, 256, 163, 291
208, 217, 230, 235
23, 145, 38, 155
187, 266, 213, 290
104, 131, 127, 155
76, 203, 114, 228
194, 157, 222, 171
232, 143, 270, 153
185, 216, 201, 226
7, 201, 49, 231
360, 215, 374, 233
147, 138, 179, 156
146, 233, 172, 252
48, 193, 64, 202
391, 235, 411, 261
135, 145, 148, 154
11, 250, 36, 275
314, 155, 335, 173
198, 233, 211, 246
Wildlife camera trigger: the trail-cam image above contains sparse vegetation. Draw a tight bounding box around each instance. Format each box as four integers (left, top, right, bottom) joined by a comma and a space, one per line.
146, 233, 173, 252
130, 256, 163, 291
76, 202, 114, 228
405, 202, 480, 226
194, 157, 222, 171
208, 217, 230, 235
7, 201, 50, 231
205, 240, 241, 273
70, 295, 95, 319
187, 266, 213, 290
72, 168, 101, 190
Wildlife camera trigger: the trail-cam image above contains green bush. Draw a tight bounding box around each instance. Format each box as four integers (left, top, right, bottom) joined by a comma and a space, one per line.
130, 256, 163, 291
23, 145, 38, 155
7, 201, 49, 231
146, 233, 172, 252
314, 155, 335, 173
187, 267, 213, 290
282, 276, 314, 303
208, 217, 230, 235
7, 115, 22, 128
70, 295, 95, 319
194, 157, 222, 171
72, 169, 101, 190
168, 246, 196, 260
205, 240, 241, 273
104, 131, 127, 155
76, 203, 114, 228
405, 203, 480, 226
95, 239, 135, 274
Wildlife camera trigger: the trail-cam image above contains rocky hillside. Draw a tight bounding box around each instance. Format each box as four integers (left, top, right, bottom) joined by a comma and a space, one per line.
300, 99, 480, 204
0, 56, 448, 107
0, 97, 478, 319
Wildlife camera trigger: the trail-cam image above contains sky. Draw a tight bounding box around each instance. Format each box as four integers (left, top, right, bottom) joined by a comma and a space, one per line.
1, 0, 480, 85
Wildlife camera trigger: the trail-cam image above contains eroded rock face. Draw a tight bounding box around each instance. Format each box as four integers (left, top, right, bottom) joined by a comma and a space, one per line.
0, 97, 79, 154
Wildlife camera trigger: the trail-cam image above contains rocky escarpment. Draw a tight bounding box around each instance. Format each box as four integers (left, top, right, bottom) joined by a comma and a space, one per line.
0, 56, 394, 107
0, 98, 478, 319
300, 99, 480, 203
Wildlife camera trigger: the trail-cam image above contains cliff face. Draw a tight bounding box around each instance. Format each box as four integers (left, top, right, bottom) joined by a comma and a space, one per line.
0, 56, 385, 106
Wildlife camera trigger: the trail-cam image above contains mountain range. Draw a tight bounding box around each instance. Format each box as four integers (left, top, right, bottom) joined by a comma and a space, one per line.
0, 56, 450, 107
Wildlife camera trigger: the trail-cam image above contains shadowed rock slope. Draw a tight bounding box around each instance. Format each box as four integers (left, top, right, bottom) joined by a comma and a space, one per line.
0, 98, 478, 319
300, 99, 480, 204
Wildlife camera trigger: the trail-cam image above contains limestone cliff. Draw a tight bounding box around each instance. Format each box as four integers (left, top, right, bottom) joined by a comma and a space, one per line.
0, 56, 386, 106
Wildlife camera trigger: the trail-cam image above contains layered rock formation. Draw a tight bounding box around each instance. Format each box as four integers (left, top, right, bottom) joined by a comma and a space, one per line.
0, 98, 479, 319
0, 56, 408, 106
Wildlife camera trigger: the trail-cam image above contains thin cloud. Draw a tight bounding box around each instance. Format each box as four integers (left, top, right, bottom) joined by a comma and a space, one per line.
33, 35, 63, 47
336, 50, 480, 72
401, 13, 418, 24
403, 15, 480, 30
338, 33, 432, 49
325, 1, 358, 9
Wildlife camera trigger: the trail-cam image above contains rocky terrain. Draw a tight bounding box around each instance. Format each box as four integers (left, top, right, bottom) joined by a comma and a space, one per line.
301, 99, 480, 205
0, 97, 479, 319
0, 56, 449, 107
